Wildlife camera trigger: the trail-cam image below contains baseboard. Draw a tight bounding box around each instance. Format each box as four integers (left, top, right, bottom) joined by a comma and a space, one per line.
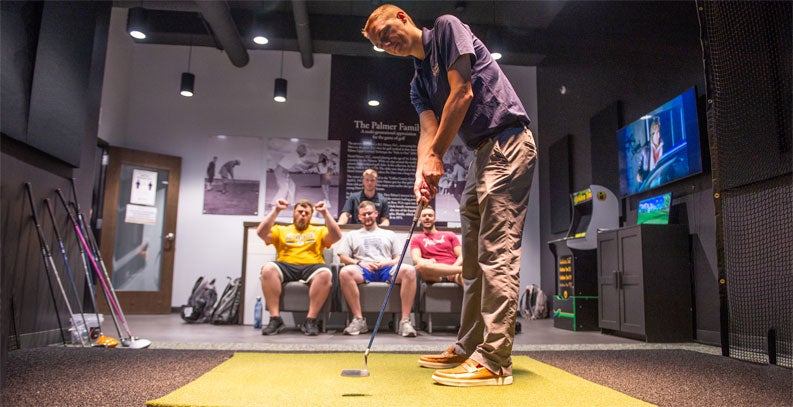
696, 329, 721, 346
10, 329, 69, 350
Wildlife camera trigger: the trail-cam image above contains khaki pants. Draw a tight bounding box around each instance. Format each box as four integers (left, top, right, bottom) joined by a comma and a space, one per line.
455, 126, 536, 376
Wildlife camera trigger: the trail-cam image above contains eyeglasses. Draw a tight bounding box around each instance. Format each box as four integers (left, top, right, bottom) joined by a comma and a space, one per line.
359, 211, 377, 217
373, 25, 391, 50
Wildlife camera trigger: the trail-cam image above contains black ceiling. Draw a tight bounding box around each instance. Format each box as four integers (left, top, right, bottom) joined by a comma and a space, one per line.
115, 1, 701, 68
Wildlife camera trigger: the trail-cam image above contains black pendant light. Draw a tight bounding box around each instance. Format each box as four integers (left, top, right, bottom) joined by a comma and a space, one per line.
274, 50, 287, 103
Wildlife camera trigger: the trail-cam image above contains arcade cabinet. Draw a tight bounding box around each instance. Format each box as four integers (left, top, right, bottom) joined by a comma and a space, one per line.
548, 185, 618, 331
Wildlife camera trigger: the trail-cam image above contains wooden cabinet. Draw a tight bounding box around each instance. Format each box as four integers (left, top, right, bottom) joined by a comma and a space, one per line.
597, 224, 693, 342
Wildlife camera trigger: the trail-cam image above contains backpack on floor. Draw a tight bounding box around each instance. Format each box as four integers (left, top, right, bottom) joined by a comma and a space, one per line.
181, 276, 217, 323
519, 284, 549, 320
210, 277, 242, 325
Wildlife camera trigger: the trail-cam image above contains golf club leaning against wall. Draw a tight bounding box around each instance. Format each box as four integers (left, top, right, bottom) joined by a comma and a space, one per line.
43, 198, 93, 344
24, 183, 84, 347
55, 188, 121, 348
57, 186, 151, 349
70, 178, 152, 348
341, 202, 424, 378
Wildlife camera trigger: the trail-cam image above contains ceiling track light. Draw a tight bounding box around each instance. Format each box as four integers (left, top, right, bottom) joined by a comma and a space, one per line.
274, 50, 287, 103
180, 41, 195, 97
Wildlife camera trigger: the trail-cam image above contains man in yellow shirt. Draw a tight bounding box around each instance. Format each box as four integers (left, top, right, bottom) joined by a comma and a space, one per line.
257, 198, 342, 336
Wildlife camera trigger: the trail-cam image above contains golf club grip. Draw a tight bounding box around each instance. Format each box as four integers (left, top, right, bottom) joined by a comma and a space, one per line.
412, 202, 424, 223
24, 184, 44, 235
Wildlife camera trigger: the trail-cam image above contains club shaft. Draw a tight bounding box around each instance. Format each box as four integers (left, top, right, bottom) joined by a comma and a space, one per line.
44, 198, 92, 341
75, 208, 125, 339
365, 203, 424, 351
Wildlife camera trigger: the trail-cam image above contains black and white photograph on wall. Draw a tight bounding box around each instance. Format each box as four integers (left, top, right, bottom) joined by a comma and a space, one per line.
435, 141, 474, 224
203, 135, 263, 216
264, 138, 341, 221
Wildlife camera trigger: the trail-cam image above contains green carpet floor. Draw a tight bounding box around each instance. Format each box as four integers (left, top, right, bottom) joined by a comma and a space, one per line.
147, 352, 653, 406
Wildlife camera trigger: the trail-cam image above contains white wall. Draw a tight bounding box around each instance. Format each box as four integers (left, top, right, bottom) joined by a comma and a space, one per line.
99, 8, 542, 311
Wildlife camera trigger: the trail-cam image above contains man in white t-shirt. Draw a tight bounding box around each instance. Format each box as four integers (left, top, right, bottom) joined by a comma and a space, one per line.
336, 201, 418, 337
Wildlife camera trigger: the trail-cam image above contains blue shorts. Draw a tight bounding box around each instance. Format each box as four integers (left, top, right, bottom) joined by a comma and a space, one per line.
360, 265, 395, 283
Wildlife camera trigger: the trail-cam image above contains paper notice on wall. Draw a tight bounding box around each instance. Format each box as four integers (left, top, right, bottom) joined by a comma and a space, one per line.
130, 169, 158, 206
125, 204, 157, 225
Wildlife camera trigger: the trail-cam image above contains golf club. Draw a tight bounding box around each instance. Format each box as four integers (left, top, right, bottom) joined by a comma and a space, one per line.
55, 188, 120, 348
69, 179, 151, 349
25, 183, 83, 347
341, 202, 424, 377
56, 188, 151, 349
44, 198, 92, 344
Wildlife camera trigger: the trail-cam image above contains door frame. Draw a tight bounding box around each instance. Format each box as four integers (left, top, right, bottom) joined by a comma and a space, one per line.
98, 146, 181, 314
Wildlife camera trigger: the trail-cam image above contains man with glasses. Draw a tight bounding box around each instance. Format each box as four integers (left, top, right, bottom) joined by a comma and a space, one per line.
336, 201, 418, 337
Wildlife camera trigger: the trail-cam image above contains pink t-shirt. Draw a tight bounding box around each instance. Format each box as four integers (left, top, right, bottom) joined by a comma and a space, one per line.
410, 231, 460, 265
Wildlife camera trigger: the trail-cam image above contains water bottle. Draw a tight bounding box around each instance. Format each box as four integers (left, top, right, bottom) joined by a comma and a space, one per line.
253, 296, 263, 329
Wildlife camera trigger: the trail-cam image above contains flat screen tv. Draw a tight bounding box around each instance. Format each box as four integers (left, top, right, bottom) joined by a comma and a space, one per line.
617, 87, 703, 197
637, 192, 672, 225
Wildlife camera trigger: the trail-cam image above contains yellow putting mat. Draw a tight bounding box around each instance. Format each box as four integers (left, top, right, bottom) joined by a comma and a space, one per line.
147, 352, 653, 407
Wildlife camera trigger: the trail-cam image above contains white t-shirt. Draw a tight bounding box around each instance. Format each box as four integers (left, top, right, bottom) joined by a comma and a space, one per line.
336, 227, 400, 263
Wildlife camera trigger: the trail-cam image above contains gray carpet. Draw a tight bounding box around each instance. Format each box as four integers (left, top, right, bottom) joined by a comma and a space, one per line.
1, 347, 790, 406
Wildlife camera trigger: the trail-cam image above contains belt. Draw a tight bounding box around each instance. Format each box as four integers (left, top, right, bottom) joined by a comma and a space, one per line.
474, 123, 528, 151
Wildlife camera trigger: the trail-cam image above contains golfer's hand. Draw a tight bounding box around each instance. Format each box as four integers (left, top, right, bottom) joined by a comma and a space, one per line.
414, 155, 443, 203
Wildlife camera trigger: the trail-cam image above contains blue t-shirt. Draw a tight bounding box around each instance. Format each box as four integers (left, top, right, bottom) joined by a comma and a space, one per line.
410, 15, 530, 149
339, 191, 390, 224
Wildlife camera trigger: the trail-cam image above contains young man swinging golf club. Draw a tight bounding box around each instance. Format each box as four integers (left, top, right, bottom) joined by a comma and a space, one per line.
362, 5, 537, 386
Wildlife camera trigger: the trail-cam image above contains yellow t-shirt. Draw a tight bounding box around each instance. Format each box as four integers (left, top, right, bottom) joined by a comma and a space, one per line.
269, 224, 328, 265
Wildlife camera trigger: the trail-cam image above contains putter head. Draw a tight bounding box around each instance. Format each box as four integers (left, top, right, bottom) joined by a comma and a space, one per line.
341, 348, 370, 377
341, 369, 370, 377
122, 337, 152, 349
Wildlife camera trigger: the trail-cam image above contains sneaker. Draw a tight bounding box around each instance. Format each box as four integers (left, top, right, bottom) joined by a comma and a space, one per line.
398, 318, 417, 337
262, 316, 285, 335
343, 317, 368, 335
418, 345, 467, 369
431, 359, 513, 387
302, 318, 320, 336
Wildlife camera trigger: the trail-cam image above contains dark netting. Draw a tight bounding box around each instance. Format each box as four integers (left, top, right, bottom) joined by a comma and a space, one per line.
699, 1, 792, 368
722, 176, 792, 367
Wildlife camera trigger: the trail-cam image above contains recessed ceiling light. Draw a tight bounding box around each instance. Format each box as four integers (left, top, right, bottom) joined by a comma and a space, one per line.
253, 36, 269, 45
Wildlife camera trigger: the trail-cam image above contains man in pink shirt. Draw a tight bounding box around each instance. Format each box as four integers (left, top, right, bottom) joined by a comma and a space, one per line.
410, 206, 463, 287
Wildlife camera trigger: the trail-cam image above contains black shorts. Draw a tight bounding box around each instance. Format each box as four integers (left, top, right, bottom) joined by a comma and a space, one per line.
268, 261, 331, 283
